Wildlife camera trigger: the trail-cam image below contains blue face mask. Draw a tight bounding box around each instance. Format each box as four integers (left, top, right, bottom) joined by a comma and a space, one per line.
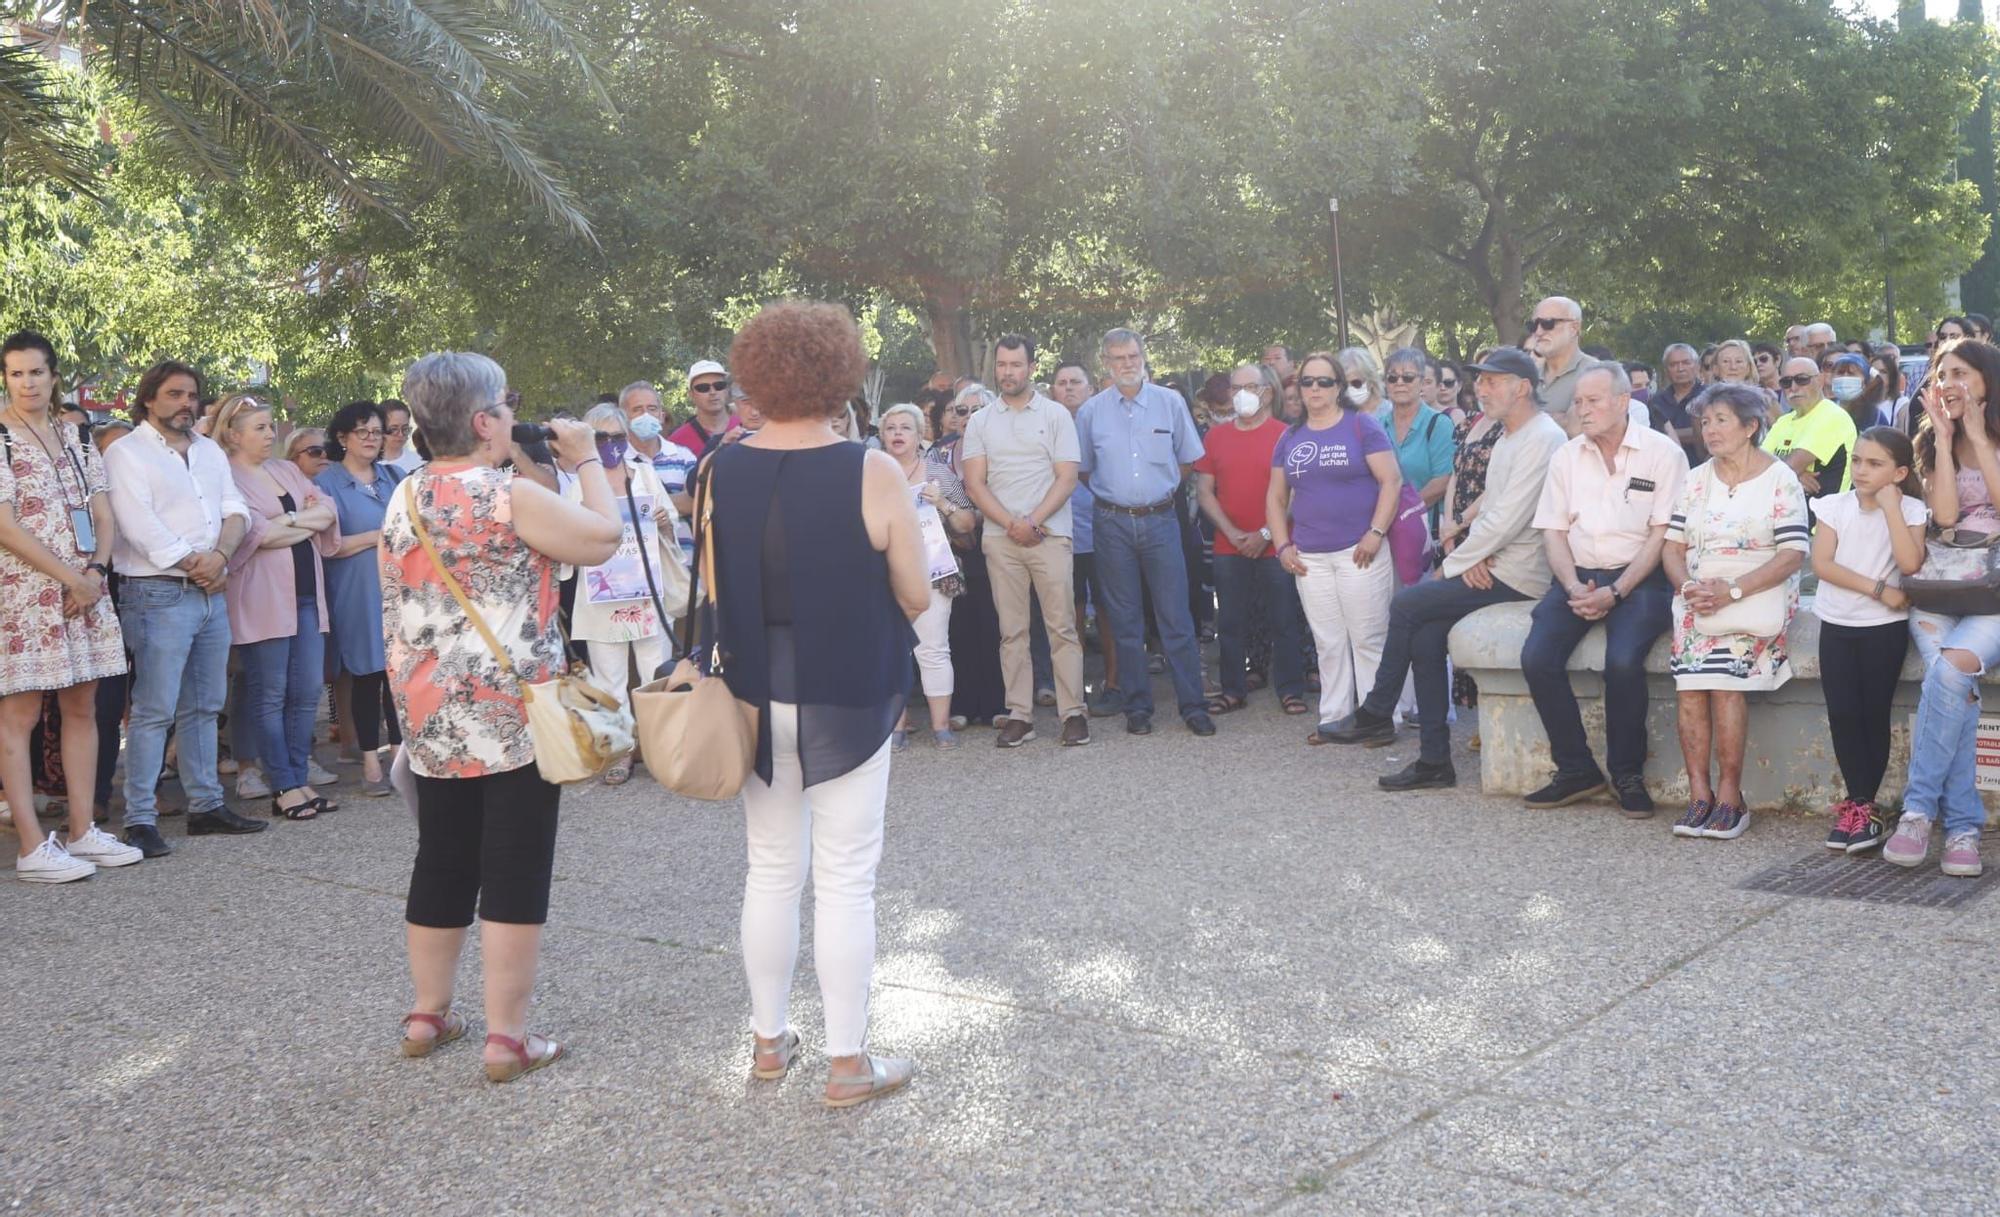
1830, 376, 1864, 403
627, 413, 663, 441
597, 437, 629, 467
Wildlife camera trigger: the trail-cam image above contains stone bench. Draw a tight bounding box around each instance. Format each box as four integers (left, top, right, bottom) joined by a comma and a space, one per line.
1447, 602, 2000, 817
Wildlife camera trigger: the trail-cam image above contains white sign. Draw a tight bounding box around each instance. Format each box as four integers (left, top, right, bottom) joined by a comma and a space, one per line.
914, 486, 959, 584
584, 494, 662, 604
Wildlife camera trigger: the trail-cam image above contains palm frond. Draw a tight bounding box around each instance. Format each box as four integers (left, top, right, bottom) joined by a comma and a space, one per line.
0, 40, 102, 195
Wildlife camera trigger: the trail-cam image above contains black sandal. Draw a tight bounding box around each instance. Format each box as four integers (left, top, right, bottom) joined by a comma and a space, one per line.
270, 791, 319, 821
1205, 694, 1247, 715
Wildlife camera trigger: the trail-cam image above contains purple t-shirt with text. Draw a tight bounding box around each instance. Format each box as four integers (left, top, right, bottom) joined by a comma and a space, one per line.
1273, 412, 1394, 554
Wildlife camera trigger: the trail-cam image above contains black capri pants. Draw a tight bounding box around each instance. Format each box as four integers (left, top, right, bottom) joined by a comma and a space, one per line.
405, 764, 562, 927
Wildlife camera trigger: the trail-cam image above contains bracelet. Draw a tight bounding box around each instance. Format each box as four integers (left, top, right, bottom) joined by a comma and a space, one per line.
1873, 577, 1887, 600
573, 457, 603, 472
1277, 541, 1297, 555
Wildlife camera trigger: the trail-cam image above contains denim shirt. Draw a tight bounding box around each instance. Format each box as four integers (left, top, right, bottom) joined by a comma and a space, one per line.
1075, 383, 1204, 508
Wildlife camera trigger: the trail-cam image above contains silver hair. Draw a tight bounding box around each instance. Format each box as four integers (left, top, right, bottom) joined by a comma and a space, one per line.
1235, 363, 1282, 399
1806, 322, 1837, 341
1383, 346, 1428, 376
616, 380, 660, 410
1540, 295, 1583, 323
400, 351, 507, 459
584, 401, 626, 432
1337, 346, 1383, 400
1689, 382, 1770, 443
1662, 342, 1698, 364
1100, 328, 1146, 355
951, 382, 1000, 413
1577, 361, 1632, 396
879, 402, 927, 433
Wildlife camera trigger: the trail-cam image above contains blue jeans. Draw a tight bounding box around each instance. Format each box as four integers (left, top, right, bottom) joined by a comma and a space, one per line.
1094, 508, 1204, 718
1521, 567, 1673, 780
240, 598, 326, 792
1902, 608, 2000, 834
1362, 573, 1527, 764
120, 579, 232, 826
1213, 552, 1306, 700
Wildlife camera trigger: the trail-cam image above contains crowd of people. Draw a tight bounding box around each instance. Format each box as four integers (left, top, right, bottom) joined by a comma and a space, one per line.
2, 295, 1996, 1102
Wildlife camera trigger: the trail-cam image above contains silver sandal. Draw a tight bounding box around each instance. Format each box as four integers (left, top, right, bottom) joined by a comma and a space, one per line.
750, 1029, 801, 1081
824, 1055, 915, 1109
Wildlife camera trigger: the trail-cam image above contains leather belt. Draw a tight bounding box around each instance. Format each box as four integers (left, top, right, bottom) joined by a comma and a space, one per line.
1096, 499, 1176, 518
126, 573, 195, 585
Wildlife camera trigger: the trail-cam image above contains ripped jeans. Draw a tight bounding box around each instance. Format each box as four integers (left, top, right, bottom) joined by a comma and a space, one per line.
1901, 609, 2000, 834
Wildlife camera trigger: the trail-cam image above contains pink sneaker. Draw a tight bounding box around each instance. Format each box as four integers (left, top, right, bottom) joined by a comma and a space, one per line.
1882, 815, 1932, 868
1942, 831, 1984, 878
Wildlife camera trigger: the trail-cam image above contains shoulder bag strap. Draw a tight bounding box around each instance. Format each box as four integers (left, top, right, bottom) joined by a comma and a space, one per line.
677, 457, 725, 670
623, 470, 671, 631
401, 478, 519, 684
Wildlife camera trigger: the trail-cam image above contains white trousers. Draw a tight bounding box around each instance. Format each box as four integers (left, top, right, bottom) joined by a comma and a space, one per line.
584, 635, 668, 714
912, 585, 954, 698
740, 701, 891, 1056
1295, 546, 1395, 724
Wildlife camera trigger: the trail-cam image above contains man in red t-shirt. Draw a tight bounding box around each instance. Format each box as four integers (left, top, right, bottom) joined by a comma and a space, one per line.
667, 359, 739, 455
1193, 364, 1309, 715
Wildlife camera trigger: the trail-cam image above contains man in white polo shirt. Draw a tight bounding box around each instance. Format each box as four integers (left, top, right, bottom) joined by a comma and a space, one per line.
1520, 361, 1690, 817
961, 334, 1088, 748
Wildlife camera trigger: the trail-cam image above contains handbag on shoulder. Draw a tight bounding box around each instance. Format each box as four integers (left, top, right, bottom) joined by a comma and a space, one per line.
631, 461, 760, 800
402, 480, 634, 785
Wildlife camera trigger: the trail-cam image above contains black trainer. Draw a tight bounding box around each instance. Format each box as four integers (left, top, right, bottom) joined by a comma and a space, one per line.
1125, 711, 1154, 736
1323, 708, 1396, 747
1845, 804, 1890, 854
1183, 712, 1216, 737
1613, 774, 1655, 818
124, 823, 173, 858
1524, 770, 1608, 809
186, 806, 269, 835
1379, 760, 1456, 791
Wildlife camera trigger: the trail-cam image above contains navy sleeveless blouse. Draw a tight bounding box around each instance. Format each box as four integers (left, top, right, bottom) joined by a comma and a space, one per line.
703, 442, 913, 786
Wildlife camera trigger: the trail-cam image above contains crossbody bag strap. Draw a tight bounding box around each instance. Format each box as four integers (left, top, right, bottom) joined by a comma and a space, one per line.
678, 458, 724, 669
402, 478, 518, 684
623, 470, 671, 629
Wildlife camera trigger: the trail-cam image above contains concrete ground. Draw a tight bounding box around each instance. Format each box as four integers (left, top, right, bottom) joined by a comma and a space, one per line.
6, 680, 1999, 1216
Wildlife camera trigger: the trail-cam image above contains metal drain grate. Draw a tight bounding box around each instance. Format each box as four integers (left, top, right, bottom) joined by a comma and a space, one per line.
1739, 851, 1997, 909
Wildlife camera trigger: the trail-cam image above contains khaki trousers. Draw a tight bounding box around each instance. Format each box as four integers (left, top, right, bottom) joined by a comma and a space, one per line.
985, 532, 1084, 720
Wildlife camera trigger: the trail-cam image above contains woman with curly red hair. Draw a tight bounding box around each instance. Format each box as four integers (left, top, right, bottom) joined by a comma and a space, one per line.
700, 300, 931, 1107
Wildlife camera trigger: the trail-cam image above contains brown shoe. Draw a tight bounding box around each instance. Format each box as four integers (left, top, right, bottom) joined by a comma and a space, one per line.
996, 718, 1036, 748
1060, 715, 1090, 747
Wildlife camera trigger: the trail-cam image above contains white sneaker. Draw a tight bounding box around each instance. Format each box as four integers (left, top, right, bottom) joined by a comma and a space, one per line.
65, 825, 143, 868
16, 833, 95, 884
236, 767, 272, 799
218, 755, 239, 776
305, 759, 337, 786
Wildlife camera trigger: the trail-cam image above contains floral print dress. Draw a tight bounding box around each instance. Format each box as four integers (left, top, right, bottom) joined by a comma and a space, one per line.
1665, 459, 1811, 691
0, 422, 125, 697
381, 465, 563, 779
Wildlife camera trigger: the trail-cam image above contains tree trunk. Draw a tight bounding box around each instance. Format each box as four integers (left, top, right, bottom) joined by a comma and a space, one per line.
920, 284, 976, 380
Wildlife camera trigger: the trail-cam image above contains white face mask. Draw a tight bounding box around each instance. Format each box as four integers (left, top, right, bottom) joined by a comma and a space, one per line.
1232, 388, 1262, 417
1830, 376, 1864, 402
1343, 384, 1370, 407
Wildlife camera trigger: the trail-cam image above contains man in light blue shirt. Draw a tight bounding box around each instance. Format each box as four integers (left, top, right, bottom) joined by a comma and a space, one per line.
1075, 328, 1214, 737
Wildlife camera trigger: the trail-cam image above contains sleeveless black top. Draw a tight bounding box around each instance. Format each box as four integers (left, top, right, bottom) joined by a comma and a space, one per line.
703, 441, 912, 785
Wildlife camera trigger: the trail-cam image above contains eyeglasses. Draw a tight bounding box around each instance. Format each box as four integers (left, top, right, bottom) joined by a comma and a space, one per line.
1384, 373, 1419, 384
351, 428, 384, 439
691, 379, 730, 393
1297, 376, 1341, 389
1527, 317, 1571, 333
295, 445, 326, 459
1777, 374, 1816, 389
385, 424, 409, 437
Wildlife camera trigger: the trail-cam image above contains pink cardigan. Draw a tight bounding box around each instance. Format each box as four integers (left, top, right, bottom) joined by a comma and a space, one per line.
225, 457, 342, 645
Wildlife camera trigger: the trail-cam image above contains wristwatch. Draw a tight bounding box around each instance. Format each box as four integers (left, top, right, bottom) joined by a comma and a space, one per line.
1728, 580, 1743, 601
1368, 526, 1388, 539
1258, 526, 1273, 542
84, 562, 108, 577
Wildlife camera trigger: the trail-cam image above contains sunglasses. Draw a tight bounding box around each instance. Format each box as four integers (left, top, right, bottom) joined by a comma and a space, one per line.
1385, 373, 1419, 384
1527, 317, 1570, 333
1777, 374, 1817, 389
1297, 376, 1342, 389
592, 430, 625, 444
1439, 378, 1459, 389
950, 405, 972, 415
691, 379, 730, 393
295, 445, 326, 459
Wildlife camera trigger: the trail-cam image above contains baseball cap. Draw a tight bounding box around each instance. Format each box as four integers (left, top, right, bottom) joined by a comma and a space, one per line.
1465, 348, 1542, 386
687, 359, 727, 384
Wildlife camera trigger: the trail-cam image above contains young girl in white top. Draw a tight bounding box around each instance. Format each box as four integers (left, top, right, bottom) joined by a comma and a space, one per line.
1810, 426, 1928, 853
